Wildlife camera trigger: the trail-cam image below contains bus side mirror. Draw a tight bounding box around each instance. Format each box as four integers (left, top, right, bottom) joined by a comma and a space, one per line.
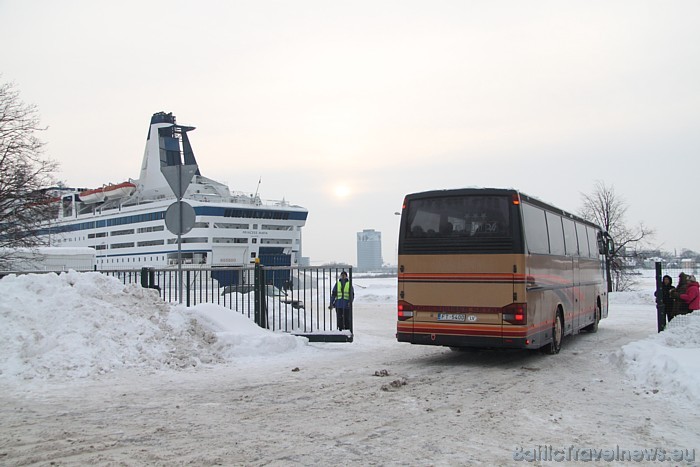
597, 231, 613, 256
599, 233, 614, 256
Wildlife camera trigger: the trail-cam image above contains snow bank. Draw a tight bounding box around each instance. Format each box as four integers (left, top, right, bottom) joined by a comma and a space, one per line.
619, 312, 700, 402
3, 268, 699, 407
173, 303, 308, 358
0, 271, 308, 384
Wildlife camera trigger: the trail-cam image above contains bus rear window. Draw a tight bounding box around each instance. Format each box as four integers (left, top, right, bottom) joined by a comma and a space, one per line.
406, 196, 510, 239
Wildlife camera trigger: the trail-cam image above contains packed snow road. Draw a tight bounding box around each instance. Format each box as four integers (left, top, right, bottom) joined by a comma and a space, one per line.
1, 275, 699, 466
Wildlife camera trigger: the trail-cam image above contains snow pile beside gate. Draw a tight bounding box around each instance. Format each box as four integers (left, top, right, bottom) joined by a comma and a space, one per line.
619, 311, 700, 402
0, 271, 308, 384
173, 303, 309, 358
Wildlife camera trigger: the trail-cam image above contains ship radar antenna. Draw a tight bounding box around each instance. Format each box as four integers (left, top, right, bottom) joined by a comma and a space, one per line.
254, 176, 262, 198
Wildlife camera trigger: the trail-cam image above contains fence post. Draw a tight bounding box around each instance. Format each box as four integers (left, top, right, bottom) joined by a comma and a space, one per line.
254, 261, 261, 326
186, 270, 191, 307
253, 260, 268, 328
141, 266, 156, 289
655, 262, 666, 333
141, 267, 150, 288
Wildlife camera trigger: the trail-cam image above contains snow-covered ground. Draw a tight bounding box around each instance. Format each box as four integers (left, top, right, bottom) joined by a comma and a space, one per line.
1, 270, 698, 465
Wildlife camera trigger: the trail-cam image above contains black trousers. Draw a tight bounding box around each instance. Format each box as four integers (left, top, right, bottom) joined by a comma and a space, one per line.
336, 307, 351, 331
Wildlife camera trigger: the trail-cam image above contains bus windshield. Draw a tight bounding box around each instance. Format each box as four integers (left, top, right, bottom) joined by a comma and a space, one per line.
405, 195, 511, 239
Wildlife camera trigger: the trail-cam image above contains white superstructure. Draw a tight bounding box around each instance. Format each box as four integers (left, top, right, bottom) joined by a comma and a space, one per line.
45, 112, 307, 276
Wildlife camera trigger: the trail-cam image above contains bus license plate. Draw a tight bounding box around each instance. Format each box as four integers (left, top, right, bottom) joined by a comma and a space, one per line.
437, 313, 466, 322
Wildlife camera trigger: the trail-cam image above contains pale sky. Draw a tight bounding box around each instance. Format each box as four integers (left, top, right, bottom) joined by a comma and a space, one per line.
1, 0, 698, 265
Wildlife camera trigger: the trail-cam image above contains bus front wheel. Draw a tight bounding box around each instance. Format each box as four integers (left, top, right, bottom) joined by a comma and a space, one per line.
544, 310, 563, 355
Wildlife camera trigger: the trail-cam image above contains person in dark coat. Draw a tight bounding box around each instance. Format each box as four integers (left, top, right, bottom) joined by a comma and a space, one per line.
330, 271, 354, 331
655, 275, 676, 322
671, 273, 690, 316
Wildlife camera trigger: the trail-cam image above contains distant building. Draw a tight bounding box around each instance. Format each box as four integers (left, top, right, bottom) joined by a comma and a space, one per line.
357, 229, 383, 272
0, 247, 95, 272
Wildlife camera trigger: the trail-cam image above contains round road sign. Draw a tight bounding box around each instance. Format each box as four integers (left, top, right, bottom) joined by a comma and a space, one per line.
165, 201, 196, 235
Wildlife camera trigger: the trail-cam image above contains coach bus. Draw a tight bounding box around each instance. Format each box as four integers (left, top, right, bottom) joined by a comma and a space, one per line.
396, 188, 612, 354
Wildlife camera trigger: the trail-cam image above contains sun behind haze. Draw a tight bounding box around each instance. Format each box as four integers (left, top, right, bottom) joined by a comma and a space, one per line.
333, 185, 351, 199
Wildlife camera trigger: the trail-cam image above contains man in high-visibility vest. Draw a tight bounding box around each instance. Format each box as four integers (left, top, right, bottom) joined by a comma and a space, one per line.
331, 271, 354, 331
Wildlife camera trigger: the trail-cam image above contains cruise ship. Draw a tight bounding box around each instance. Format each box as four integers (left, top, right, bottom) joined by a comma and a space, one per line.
46, 112, 308, 278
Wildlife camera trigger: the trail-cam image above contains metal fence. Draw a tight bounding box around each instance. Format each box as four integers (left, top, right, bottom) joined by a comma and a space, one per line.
655, 262, 699, 332
3, 264, 355, 343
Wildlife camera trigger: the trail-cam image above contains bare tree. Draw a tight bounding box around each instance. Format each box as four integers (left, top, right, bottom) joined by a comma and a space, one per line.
579, 181, 654, 292
0, 78, 60, 269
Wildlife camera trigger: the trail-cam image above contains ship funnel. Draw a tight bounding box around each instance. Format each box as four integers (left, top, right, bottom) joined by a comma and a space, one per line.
136, 112, 201, 198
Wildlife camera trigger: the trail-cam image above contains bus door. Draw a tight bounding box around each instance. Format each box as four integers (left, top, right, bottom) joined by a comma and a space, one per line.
562, 217, 579, 333
572, 255, 581, 331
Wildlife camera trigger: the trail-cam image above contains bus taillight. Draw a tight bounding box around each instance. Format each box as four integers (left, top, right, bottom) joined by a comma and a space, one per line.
398, 300, 414, 321
502, 303, 527, 325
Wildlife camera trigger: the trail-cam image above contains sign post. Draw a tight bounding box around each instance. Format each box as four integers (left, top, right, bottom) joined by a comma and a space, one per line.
161, 150, 198, 304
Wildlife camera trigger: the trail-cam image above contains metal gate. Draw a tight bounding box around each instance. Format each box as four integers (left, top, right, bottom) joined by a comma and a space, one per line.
106, 264, 355, 342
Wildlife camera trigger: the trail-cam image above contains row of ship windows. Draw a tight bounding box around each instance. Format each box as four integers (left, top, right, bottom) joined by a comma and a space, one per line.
66, 217, 297, 232
97, 256, 167, 264
66, 212, 166, 229
81, 223, 294, 239
95, 253, 207, 265
88, 225, 166, 238
89, 238, 297, 249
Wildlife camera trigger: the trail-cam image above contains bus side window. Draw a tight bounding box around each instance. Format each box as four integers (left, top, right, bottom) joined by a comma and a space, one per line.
586, 227, 598, 258
562, 218, 577, 256
545, 212, 565, 256
575, 222, 590, 257
521, 203, 549, 254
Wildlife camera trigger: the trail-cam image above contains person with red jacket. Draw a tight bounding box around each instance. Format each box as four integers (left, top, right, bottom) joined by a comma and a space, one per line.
679, 275, 699, 312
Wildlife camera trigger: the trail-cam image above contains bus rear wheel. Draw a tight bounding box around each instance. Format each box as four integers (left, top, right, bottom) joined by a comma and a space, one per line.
543, 310, 563, 355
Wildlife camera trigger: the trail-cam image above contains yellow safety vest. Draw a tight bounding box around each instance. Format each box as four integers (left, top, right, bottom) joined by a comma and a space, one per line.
336, 280, 351, 300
